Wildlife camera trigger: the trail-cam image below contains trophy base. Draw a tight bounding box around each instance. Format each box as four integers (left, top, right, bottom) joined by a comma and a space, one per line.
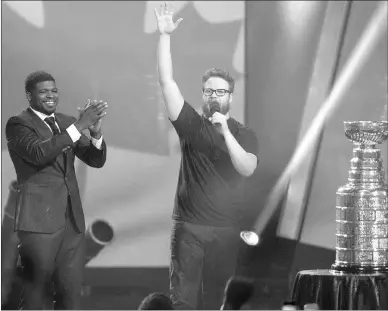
331, 263, 388, 274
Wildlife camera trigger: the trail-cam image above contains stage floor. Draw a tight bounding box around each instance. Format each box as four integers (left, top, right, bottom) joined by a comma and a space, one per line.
3, 267, 289, 310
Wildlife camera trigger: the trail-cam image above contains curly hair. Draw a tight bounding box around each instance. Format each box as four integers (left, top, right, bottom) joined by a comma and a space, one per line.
25, 71, 55, 95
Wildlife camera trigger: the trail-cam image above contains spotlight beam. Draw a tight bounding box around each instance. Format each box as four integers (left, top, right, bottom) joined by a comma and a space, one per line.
241, 1, 388, 246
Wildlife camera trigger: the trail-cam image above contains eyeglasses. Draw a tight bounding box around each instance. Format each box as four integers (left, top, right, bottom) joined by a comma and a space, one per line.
203, 88, 232, 97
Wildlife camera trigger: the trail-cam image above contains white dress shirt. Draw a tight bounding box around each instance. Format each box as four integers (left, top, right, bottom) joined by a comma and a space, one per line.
29, 107, 103, 149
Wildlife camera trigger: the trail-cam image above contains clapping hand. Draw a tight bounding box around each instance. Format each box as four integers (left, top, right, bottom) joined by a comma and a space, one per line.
87, 99, 108, 137
76, 99, 108, 138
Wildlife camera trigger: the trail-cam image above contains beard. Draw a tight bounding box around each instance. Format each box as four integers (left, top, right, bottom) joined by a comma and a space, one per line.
202, 100, 230, 118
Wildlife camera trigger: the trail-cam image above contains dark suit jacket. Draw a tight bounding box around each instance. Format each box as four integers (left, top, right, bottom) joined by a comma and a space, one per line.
5, 108, 107, 234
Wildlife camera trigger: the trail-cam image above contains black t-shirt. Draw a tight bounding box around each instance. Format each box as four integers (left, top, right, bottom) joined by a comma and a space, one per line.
170, 101, 259, 227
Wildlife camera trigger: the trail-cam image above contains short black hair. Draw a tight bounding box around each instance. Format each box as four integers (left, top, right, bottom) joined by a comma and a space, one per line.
138, 292, 173, 310
25, 71, 55, 95
202, 68, 235, 93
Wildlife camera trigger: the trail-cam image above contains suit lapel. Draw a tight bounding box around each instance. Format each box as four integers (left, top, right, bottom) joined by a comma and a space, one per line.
26, 108, 53, 140
26, 108, 66, 173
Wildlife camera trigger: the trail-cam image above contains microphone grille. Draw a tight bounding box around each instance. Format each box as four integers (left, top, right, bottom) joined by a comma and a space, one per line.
210, 106, 220, 114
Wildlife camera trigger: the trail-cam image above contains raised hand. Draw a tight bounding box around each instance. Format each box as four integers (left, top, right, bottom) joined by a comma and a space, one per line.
154, 2, 183, 35
88, 100, 108, 138
75, 99, 108, 133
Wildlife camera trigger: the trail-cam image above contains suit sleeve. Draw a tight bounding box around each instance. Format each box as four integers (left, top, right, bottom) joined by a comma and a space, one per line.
73, 121, 107, 168
5, 116, 74, 166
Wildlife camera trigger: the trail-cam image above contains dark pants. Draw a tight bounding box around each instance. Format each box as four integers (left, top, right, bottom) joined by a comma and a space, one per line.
18, 203, 85, 310
170, 220, 240, 310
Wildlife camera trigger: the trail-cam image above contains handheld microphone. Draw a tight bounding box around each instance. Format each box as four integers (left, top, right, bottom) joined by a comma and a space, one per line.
210, 106, 221, 130
210, 106, 220, 115
220, 276, 255, 310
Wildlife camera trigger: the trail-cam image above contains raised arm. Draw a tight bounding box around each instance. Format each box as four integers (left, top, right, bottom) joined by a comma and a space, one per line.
155, 2, 184, 121
74, 134, 106, 168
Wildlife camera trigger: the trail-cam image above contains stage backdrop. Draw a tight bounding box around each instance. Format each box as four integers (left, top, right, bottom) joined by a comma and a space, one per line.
299, 0, 388, 250
1, 1, 246, 267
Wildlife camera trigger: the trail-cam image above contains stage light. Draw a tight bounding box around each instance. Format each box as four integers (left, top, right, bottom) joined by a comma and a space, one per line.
85, 219, 115, 264
240, 230, 259, 246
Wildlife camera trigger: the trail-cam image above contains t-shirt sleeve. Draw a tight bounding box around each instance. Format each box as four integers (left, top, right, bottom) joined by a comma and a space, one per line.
170, 101, 203, 140
239, 129, 259, 157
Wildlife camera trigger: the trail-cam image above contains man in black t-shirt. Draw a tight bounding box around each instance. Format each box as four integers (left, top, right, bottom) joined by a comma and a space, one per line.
155, 3, 259, 310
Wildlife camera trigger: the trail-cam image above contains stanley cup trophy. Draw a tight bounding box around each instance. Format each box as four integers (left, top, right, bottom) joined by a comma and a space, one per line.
332, 121, 388, 273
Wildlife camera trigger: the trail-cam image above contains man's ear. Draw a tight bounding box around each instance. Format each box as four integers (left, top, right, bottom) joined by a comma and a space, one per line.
229, 93, 233, 104
26, 92, 32, 102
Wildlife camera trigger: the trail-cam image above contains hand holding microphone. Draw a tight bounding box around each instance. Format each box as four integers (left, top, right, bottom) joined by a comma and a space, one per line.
210, 106, 220, 115
209, 106, 229, 134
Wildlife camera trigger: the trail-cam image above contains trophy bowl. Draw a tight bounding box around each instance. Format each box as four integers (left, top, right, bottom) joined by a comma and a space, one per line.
344, 121, 388, 145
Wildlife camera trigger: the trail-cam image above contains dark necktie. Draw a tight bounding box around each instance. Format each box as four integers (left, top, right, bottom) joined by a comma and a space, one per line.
44, 117, 60, 135
45, 116, 66, 171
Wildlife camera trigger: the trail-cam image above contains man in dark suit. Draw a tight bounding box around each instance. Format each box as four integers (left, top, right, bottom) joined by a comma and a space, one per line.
5, 71, 108, 310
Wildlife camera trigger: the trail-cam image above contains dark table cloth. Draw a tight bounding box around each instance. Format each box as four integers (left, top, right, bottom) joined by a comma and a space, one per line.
292, 269, 388, 310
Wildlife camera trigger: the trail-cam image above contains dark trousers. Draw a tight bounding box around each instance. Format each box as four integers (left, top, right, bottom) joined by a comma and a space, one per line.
18, 203, 85, 310
170, 220, 240, 310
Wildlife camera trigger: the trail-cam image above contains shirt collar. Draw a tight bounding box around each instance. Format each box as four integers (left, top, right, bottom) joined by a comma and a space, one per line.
29, 106, 55, 122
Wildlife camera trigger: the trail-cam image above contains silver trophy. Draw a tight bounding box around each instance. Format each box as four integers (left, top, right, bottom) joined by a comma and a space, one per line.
332, 121, 388, 273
